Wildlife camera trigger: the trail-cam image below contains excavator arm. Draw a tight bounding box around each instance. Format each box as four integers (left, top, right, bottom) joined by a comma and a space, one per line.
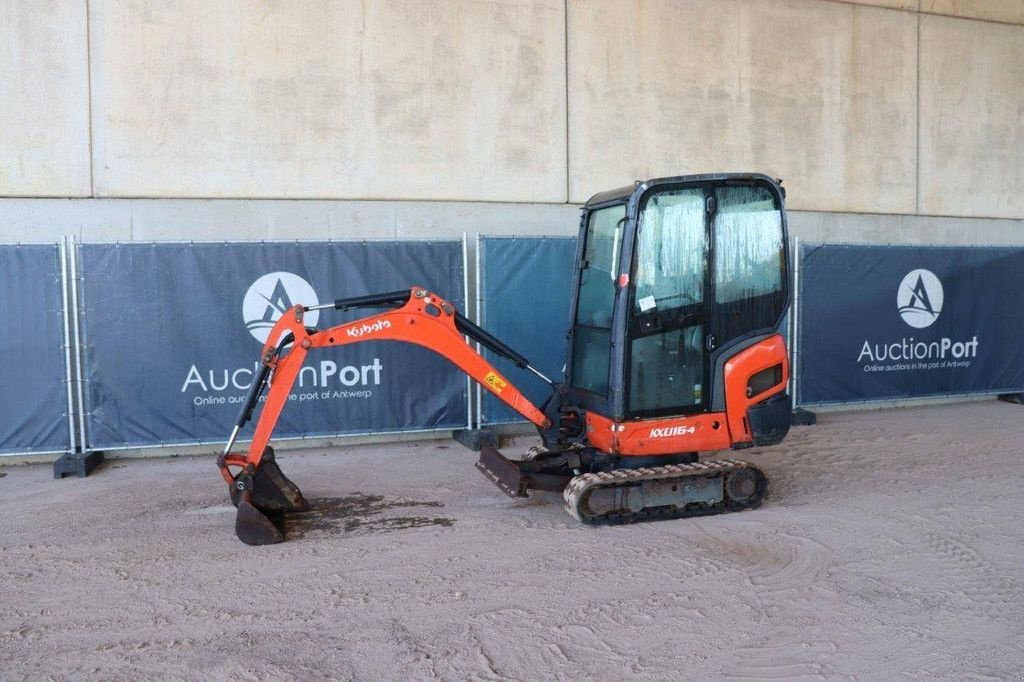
217, 286, 554, 544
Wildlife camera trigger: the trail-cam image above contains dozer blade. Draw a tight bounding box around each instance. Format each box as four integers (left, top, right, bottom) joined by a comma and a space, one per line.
229, 447, 309, 545
475, 442, 528, 498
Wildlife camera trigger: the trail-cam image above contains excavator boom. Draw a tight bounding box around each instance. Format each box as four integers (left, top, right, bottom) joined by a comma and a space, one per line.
218, 287, 555, 544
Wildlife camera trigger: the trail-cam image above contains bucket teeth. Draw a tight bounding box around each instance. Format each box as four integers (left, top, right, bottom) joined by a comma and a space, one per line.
229, 446, 308, 545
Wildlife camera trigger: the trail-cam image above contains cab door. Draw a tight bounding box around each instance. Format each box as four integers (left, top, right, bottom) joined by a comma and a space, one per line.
623, 178, 788, 421
625, 187, 710, 419
567, 201, 626, 416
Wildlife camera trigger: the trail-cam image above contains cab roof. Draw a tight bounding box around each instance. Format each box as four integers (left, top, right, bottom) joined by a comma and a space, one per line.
583, 172, 782, 208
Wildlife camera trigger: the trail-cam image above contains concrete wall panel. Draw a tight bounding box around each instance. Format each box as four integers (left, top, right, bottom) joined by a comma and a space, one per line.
3, 197, 1021, 247
89, 0, 567, 202
0, 1, 90, 197
567, 0, 918, 213
788, 210, 1024, 246
0, 198, 579, 243
921, 0, 1024, 24
919, 16, 1024, 218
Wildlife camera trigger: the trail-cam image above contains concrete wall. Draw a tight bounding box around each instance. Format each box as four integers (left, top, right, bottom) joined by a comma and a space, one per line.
919, 14, 1024, 218
2, 197, 1021, 247
850, 0, 1024, 23
920, 0, 1024, 24
787, 210, 1024, 245
846, 1, 918, 10
0, 197, 581, 242
568, 0, 918, 212
0, 1, 90, 197
1, 0, 1023, 231
89, 0, 567, 202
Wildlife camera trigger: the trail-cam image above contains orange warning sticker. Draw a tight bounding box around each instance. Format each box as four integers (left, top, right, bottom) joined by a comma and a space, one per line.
484, 371, 507, 394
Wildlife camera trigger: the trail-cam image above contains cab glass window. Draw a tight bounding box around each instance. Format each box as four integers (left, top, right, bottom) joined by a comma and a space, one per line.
571, 204, 625, 395
713, 186, 784, 304
633, 189, 706, 314
575, 204, 624, 328
712, 184, 786, 341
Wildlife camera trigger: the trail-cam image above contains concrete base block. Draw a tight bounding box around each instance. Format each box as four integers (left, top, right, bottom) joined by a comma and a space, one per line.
453, 429, 498, 451
53, 451, 105, 479
791, 408, 817, 426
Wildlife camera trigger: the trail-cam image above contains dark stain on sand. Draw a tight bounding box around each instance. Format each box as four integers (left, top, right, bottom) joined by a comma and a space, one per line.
285, 493, 454, 537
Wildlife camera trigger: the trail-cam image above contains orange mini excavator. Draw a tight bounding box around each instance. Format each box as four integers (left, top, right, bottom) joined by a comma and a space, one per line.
218, 174, 793, 544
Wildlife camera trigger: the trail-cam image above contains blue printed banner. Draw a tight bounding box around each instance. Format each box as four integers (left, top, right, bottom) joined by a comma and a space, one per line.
797, 243, 1024, 405
478, 236, 577, 424
0, 243, 71, 455
77, 241, 469, 449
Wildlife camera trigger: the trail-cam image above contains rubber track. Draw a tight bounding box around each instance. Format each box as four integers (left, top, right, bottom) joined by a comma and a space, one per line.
563, 459, 767, 525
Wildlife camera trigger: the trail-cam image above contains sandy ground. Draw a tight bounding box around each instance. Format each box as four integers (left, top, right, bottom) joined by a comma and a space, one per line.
2, 401, 1023, 681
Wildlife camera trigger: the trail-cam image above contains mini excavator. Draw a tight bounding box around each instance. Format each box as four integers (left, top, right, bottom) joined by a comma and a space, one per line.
218, 173, 793, 544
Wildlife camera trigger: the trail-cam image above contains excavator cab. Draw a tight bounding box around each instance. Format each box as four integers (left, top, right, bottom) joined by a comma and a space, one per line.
566, 173, 790, 433
218, 173, 793, 544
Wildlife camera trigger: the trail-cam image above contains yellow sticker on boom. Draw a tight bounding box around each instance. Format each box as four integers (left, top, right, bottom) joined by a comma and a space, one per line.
484, 371, 507, 394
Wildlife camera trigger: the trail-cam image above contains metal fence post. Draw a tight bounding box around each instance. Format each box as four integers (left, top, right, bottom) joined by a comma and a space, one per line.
68, 236, 88, 453
474, 233, 483, 428
792, 236, 801, 409
789, 238, 816, 426
59, 237, 77, 453
53, 236, 105, 477
462, 232, 472, 430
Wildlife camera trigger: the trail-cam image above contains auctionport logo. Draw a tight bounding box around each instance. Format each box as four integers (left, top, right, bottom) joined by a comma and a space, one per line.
897, 269, 943, 329
242, 272, 320, 343
856, 266, 978, 368
181, 272, 383, 401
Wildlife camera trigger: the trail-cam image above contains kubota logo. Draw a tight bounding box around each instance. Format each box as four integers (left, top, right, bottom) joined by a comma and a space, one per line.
242, 272, 320, 343
346, 320, 392, 338
649, 425, 696, 438
897, 269, 943, 329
